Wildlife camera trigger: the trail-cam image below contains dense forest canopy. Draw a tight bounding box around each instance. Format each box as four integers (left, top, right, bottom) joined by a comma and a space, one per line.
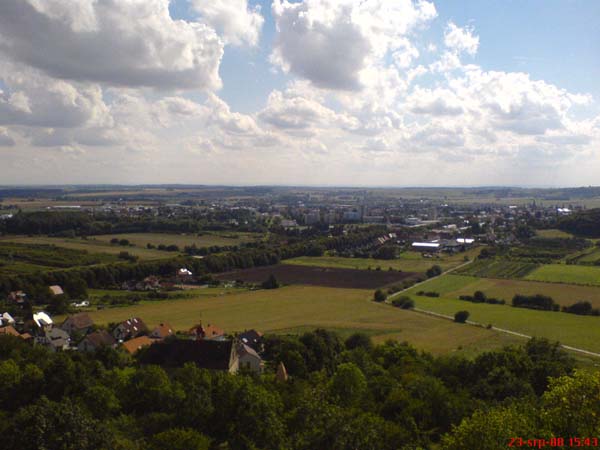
0, 331, 589, 450
558, 208, 600, 237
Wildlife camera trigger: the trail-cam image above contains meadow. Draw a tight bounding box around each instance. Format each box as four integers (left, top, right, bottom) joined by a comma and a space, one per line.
411, 274, 600, 308
535, 229, 574, 239
402, 275, 600, 353
526, 264, 600, 286
0, 236, 170, 260
90, 231, 263, 248
80, 285, 521, 356
455, 259, 539, 279
0, 232, 264, 262
0, 242, 118, 274
283, 249, 478, 273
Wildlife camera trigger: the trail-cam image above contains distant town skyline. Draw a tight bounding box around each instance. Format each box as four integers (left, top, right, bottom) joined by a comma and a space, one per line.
0, 0, 598, 186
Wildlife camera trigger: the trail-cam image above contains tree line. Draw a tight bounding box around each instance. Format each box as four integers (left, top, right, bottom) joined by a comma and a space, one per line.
0, 330, 586, 450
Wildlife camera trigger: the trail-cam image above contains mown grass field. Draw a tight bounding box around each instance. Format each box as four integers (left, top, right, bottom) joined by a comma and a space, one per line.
413, 274, 600, 308
526, 264, 600, 286
402, 275, 600, 353
576, 249, 600, 264
90, 231, 263, 248
455, 259, 538, 279
535, 229, 574, 239
0, 242, 119, 274
0, 236, 170, 260
283, 249, 478, 273
81, 285, 520, 356
0, 232, 265, 261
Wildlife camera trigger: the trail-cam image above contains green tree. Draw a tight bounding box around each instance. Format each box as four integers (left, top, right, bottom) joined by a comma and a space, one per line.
441, 404, 536, 450
454, 311, 469, 323
373, 289, 387, 302
261, 274, 280, 289
150, 429, 210, 450
328, 363, 367, 408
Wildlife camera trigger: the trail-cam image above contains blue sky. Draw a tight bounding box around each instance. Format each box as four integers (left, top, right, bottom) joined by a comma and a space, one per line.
170, 0, 600, 114
0, 0, 598, 186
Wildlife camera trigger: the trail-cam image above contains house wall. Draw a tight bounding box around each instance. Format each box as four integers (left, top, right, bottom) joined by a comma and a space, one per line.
238, 354, 262, 373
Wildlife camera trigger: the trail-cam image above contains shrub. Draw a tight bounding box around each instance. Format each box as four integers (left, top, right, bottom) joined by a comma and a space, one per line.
119, 239, 130, 246
473, 291, 487, 303
261, 274, 279, 290
373, 289, 387, 302
392, 296, 415, 309
426, 265, 443, 278
454, 310, 470, 323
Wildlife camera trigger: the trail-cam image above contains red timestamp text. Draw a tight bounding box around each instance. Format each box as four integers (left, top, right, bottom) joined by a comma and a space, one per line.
508, 437, 600, 448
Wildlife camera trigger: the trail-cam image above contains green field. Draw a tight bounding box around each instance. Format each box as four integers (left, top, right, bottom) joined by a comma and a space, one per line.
79, 285, 520, 356
573, 248, 600, 265
283, 249, 478, 273
536, 229, 574, 239
0, 242, 119, 274
0, 232, 264, 262
526, 264, 600, 286
412, 274, 600, 308
0, 236, 170, 260
90, 231, 263, 248
455, 259, 539, 279
402, 275, 600, 353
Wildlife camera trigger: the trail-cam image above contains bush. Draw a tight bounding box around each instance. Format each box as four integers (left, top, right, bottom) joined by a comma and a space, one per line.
454, 310, 470, 323
473, 291, 487, 303
512, 294, 557, 311
426, 265, 443, 278
261, 274, 279, 290
373, 289, 387, 302
392, 296, 414, 309
119, 239, 130, 246
416, 291, 439, 298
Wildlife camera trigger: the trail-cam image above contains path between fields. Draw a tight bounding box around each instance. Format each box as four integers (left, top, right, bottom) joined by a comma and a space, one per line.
382, 259, 600, 359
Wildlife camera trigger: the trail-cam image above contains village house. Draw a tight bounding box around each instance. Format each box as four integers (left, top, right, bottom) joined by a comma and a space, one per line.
238, 329, 263, 352
48, 285, 64, 296
30, 312, 54, 334
135, 276, 161, 291
78, 330, 116, 352
61, 313, 94, 336
1, 312, 16, 327
113, 317, 148, 342
36, 327, 70, 352
7, 291, 26, 305
189, 323, 225, 340
150, 322, 175, 340
236, 343, 263, 373
122, 335, 154, 355
139, 339, 240, 372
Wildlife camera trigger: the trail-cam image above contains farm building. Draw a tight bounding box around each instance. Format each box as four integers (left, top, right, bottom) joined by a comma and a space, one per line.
411, 242, 441, 252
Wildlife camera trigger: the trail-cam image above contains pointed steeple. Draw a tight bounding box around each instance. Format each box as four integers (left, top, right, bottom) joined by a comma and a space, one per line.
276, 361, 288, 382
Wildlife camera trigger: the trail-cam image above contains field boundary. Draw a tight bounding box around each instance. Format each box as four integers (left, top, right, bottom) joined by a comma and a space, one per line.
410, 307, 600, 359
385, 264, 600, 359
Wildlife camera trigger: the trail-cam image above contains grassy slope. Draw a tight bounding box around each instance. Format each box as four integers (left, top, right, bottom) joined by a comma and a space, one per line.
418, 274, 600, 308
0, 236, 174, 260
81, 285, 520, 356
526, 264, 600, 286
403, 275, 600, 353
283, 249, 478, 273
535, 229, 574, 239
90, 231, 263, 248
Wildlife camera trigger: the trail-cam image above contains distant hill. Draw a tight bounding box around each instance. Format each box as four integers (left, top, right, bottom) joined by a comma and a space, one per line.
558, 208, 600, 237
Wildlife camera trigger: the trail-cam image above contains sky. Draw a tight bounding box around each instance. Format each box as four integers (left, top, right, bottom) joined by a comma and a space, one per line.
0, 0, 598, 187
